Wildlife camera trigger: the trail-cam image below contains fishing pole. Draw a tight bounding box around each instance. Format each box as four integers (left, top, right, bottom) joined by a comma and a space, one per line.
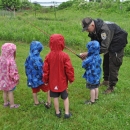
8, 8, 81, 59
22, 17, 82, 59
22, 18, 50, 37
64, 46, 81, 58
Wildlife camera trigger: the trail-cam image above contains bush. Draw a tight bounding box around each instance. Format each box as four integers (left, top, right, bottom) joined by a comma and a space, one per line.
58, 1, 73, 10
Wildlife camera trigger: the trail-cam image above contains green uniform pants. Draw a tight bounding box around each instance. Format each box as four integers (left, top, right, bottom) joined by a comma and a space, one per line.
102, 48, 124, 87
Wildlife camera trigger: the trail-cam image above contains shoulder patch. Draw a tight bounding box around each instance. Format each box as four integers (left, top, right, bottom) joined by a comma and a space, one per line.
101, 32, 107, 40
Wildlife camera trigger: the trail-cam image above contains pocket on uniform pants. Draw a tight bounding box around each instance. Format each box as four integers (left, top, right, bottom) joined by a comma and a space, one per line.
111, 52, 124, 66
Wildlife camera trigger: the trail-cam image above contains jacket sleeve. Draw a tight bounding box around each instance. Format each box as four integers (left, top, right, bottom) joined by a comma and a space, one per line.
9, 61, 19, 83
43, 55, 49, 84
100, 24, 114, 54
25, 57, 33, 78
64, 55, 74, 83
25, 58, 29, 76
82, 57, 92, 69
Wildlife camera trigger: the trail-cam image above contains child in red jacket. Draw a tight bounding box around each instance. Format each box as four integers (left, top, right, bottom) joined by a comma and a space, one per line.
43, 34, 74, 119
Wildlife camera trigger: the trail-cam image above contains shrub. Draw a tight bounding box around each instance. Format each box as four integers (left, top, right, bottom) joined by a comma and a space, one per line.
58, 1, 73, 10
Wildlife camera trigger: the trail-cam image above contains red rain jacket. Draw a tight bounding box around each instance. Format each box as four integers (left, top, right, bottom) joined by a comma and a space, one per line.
43, 34, 74, 92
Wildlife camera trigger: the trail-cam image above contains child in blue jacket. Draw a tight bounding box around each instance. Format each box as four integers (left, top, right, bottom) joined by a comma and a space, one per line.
25, 41, 51, 108
82, 40, 102, 104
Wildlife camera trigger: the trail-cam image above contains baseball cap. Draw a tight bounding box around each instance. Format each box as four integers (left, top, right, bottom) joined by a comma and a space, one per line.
82, 17, 93, 32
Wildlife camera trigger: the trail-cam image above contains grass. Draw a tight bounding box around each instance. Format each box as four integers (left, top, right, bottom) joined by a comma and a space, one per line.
0, 3, 130, 129
0, 40, 130, 130
0, 8, 130, 54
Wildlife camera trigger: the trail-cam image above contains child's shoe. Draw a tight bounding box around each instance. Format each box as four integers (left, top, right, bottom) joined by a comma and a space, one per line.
34, 101, 45, 106
44, 102, 51, 109
55, 110, 61, 118
3, 102, 10, 107
95, 99, 98, 102
84, 100, 95, 105
64, 113, 72, 119
10, 104, 20, 109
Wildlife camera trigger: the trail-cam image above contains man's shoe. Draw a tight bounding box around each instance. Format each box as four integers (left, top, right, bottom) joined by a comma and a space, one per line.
100, 81, 109, 86
104, 87, 114, 94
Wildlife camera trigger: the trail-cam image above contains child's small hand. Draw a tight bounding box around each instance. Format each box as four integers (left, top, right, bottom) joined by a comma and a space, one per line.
44, 83, 48, 86
69, 81, 73, 84
66, 88, 68, 93
79, 52, 88, 60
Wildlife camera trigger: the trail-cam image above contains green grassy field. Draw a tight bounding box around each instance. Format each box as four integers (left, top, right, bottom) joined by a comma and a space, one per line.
0, 7, 130, 54
0, 2, 130, 129
0, 40, 130, 130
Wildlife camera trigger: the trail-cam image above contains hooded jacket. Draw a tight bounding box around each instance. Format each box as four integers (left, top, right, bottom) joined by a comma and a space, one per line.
0, 43, 19, 91
82, 40, 102, 85
25, 41, 44, 88
88, 19, 128, 53
43, 34, 74, 92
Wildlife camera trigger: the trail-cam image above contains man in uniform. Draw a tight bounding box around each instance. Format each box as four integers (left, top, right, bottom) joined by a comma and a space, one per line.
80, 17, 128, 94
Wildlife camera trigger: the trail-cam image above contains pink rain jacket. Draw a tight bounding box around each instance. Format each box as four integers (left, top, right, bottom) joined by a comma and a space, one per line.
0, 43, 19, 91
43, 34, 74, 92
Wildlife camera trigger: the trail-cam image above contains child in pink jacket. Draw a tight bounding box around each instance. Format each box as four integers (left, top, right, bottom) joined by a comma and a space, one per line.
0, 43, 20, 109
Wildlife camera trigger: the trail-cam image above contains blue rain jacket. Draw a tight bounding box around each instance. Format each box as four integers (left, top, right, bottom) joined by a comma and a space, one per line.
25, 41, 44, 88
82, 40, 102, 85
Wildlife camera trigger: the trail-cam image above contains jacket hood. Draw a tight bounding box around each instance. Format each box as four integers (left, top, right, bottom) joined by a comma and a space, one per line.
1, 43, 16, 59
94, 18, 104, 33
87, 40, 100, 55
29, 41, 43, 56
49, 34, 65, 51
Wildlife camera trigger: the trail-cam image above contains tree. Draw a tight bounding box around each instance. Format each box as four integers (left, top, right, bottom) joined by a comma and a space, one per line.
1, 0, 21, 10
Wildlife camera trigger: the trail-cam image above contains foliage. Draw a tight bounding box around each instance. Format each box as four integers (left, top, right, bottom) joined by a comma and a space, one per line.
58, 1, 73, 10
21, 1, 32, 10
0, 0, 35, 11
122, 1, 130, 11
31, 2, 42, 11
0, 0, 130, 55
1, 0, 21, 10
58, 0, 130, 14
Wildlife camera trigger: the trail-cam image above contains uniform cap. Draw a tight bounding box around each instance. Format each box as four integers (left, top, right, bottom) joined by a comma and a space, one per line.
82, 17, 93, 32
